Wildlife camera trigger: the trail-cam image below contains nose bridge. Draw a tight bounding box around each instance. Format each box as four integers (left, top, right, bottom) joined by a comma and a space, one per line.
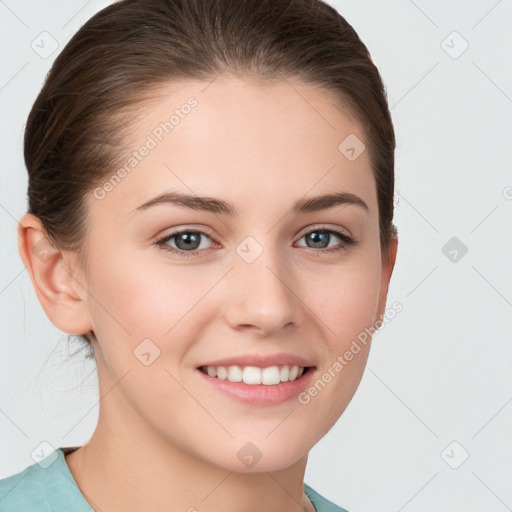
222, 235, 302, 332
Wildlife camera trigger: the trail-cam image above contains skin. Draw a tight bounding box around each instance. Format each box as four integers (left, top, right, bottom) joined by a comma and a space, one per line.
18, 76, 397, 512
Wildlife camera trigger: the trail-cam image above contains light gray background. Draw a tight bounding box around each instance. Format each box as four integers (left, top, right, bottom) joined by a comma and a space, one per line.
1, 1, 511, 511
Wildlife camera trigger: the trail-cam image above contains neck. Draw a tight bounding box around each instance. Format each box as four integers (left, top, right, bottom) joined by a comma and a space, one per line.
64, 353, 314, 512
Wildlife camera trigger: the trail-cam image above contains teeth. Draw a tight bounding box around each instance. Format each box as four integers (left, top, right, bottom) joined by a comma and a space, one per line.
243, 366, 261, 385
216, 366, 228, 380
227, 365, 243, 382
201, 364, 307, 385
261, 366, 281, 385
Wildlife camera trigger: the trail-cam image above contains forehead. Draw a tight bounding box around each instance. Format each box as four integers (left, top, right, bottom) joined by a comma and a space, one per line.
87, 77, 376, 220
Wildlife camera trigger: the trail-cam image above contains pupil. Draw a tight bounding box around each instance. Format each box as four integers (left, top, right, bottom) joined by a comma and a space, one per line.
308, 231, 328, 248
177, 232, 200, 250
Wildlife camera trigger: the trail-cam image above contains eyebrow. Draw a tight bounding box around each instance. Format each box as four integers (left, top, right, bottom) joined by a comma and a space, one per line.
131, 190, 369, 216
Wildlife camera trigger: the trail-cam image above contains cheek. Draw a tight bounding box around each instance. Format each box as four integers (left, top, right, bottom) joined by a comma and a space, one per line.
298, 252, 381, 419
78, 237, 384, 472
312, 253, 382, 350
86, 248, 218, 343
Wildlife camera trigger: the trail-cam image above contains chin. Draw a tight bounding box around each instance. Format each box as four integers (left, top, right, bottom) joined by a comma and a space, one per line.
197, 436, 311, 474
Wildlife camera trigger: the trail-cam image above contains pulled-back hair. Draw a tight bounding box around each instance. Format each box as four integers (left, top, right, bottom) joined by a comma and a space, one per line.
23, 0, 397, 346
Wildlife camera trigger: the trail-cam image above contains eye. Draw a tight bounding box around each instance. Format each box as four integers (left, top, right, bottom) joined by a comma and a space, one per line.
155, 226, 357, 259
295, 227, 356, 253
155, 229, 216, 258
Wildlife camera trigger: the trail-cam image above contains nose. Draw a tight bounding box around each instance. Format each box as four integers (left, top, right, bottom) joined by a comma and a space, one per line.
221, 245, 304, 336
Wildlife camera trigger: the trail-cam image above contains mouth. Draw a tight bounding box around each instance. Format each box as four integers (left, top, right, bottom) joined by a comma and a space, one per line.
195, 363, 317, 406
198, 364, 313, 385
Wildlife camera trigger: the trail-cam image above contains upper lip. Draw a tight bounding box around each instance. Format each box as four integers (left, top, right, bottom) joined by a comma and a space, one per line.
198, 353, 316, 368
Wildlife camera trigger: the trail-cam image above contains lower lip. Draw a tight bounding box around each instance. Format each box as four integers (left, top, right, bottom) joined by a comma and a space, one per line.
196, 367, 316, 406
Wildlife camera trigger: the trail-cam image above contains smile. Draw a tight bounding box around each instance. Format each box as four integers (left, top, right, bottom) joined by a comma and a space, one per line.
199, 364, 309, 385
196, 364, 316, 406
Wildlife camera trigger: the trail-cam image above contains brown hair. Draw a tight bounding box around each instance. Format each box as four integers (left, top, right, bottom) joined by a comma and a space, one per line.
24, 0, 397, 347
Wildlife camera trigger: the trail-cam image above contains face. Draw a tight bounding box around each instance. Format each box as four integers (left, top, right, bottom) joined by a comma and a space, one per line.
70, 77, 395, 472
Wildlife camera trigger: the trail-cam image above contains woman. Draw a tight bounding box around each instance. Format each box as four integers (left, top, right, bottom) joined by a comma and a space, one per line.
0, 0, 398, 510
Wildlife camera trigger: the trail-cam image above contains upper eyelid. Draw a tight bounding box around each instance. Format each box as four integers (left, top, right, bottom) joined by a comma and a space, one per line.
296, 224, 353, 238
158, 226, 217, 244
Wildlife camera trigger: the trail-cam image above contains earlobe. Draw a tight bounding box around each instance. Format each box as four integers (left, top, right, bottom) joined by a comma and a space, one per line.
17, 213, 93, 336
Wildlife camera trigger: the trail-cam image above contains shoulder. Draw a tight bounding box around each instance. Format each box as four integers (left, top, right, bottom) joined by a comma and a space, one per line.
304, 482, 352, 512
1, 452, 350, 512
0, 455, 52, 511
0, 447, 91, 512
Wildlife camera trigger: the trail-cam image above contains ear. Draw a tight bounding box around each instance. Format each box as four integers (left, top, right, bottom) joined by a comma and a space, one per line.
376, 236, 398, 322
17, 213, 93, 336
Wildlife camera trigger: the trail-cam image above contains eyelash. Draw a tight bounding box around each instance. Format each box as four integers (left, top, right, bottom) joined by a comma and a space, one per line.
154, 226, 357, 259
